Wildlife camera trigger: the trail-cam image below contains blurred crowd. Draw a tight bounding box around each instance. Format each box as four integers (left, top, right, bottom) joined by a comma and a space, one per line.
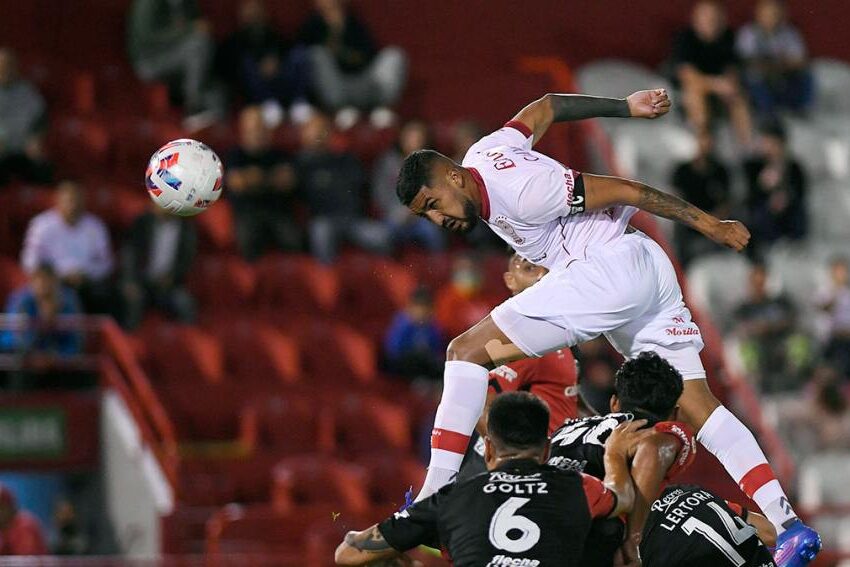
0, 0, 847, 555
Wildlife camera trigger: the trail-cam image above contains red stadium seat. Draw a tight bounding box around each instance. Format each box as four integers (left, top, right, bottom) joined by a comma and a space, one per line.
271, 456, 370, 516
287, 320, 377, 385
158, 381, 247, 443
189, 255, 257, 316
240, 393, 334, 456
254, 254, 339, 318
358, 454, 426, 516
178, 453, 281, 505
85, 184, 149, 232
216, 319, 302, 387
139, 322, 224, 386
194, 199, 235, 252
334, 393, 413, 458
0, 257, 29, 305
47, 116, 112, 179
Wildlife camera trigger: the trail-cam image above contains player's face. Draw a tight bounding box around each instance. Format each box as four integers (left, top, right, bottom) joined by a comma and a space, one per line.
409, 185, 479, 234
504, 256, 548, 295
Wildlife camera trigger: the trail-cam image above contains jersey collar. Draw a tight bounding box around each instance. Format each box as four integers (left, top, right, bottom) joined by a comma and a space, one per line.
468, 167, 490, 221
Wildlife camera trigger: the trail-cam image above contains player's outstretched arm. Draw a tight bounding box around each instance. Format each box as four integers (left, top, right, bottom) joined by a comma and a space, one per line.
512, 89, 670, 145
602, 420, 653, 518
335, 525, 405, 565
582, 174, 752, 251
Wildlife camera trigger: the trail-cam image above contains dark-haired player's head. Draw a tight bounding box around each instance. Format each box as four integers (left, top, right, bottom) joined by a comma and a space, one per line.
484, 392, 550, 469
396, 149, 480, 234
610, 352, 683, 425
504, 252, 548, 296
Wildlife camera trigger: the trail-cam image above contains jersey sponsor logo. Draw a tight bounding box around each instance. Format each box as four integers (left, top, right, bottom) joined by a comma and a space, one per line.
491, 365, 519, 383
664, 327, 701, 336
652, 489, 714, 531
486, 554, 541, 566
546, 455, 586, 472
530, 252, 547, 263
494, 216, 525, 245
488, 471, 544, 483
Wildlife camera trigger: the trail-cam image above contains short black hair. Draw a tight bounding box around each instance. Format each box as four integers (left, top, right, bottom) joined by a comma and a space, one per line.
396, 149, 446, 206
614, 352, 683, 425
487, 392, 550, 451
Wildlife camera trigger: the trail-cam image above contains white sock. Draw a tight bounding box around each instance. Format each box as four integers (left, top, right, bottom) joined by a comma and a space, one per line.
698, 405, 797, 532
415, 361, 489, 502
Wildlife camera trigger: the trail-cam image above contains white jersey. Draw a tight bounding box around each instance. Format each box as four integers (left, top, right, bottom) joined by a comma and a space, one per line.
462, 121, 637, 271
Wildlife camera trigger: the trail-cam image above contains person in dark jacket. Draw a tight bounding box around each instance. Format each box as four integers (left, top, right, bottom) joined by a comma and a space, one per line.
121, 204, 197, 329
297, 0, 407, 127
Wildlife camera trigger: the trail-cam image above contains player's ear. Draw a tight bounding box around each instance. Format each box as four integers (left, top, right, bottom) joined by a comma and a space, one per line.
503, 272, 516, 293
610, 394, 620, 413
671, 405, 680, 422
483, 436, 494, 467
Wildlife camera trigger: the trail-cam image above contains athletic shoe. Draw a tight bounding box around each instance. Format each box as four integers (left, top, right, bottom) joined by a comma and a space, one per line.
773, 520, 821, 567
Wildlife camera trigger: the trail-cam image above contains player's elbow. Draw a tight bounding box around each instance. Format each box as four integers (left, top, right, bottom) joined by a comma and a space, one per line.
610, 481, 636, 518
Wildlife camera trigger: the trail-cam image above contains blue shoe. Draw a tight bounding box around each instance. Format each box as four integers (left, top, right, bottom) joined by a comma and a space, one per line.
773, 520, 821, 567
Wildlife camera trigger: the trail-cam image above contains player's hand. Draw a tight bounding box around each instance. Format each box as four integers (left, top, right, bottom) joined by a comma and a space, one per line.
626, 89, 671, 119
707, 219, 751, 252
605, 419, 653, 459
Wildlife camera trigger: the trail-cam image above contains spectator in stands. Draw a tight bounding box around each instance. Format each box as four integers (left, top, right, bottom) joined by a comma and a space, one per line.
672, 0, 753, 145
21, 181, 114, 314
53, 500, 87, 555
121, 203, 197, 330
450, 120, 485, 163
217, 0, 312, 125
226, 106, 301, 261
2, 264, 82, 357
434, 253, 492, 339
671, 130, 732, 267
737, 0, 813, 119
782, 363, 850, 455
372, 120, 444, 251
817, 256, 850, 377
0, 48, 52, 186
297, 0, 408, 129
127, 0, 220, 128
384, 286, 444, 382
733, 262, 812, 392
0, 484, 47, 556
575, 336, 619, 414
743, 122, 807, 254
297, 113, 390, 263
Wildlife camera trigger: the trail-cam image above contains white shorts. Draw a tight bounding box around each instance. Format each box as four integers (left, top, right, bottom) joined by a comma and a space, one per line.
491, 231, 707, 380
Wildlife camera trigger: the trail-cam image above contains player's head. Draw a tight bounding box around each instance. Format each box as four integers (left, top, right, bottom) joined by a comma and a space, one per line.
610, 352, 683, 425
484, 392, 550, 468
397, 150, 479, 234
504, 252, 548, 296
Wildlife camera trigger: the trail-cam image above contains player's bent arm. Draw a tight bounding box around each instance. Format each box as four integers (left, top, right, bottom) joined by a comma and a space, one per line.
335, 525, 402, 565
601, 420, 653, 518
725, 504, 778, 548
512, 90, 670, 145
582, 174, 752, 252
625, 435, 679, 547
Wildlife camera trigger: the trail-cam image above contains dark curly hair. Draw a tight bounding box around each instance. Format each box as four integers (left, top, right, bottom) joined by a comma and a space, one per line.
396, 149, 449, 206
487, 392, 550, 451
614, 352, 683, 425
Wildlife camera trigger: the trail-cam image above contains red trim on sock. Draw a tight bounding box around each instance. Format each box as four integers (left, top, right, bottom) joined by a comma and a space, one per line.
739, 463, 777, 497
431, 428, 471, 454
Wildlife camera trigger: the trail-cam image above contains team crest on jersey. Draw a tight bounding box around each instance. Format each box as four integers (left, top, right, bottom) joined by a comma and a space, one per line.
493, 216, 524, 245
491, 365, 518, 383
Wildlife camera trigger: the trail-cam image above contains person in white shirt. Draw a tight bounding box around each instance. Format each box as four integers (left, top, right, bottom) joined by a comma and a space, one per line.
21, 181, 114, 313
394, 89, 820, 564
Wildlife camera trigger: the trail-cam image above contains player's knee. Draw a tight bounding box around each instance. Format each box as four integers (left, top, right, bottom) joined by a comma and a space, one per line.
446, 335, 487, 365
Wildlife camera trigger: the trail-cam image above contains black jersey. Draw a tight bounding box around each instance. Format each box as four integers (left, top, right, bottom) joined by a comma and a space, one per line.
640, 485, 776, 567
378, 459, 616, 567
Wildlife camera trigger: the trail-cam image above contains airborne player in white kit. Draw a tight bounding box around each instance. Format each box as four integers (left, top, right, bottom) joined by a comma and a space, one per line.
395, 90, 819, 566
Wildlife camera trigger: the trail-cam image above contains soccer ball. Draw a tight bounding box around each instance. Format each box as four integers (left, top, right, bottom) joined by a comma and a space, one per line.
145, 139, 224, 217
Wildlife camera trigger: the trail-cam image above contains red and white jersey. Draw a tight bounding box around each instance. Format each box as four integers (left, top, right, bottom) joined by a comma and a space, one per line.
462, 121, 637, 271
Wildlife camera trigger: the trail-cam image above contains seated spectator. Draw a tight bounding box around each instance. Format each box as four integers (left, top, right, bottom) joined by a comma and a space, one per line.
226, 106, 301, 260
671, 130, 732, 267
817, 256, 850, 377
121, 203, 197, 330
733, 262, 812, 392
0, 484, 47, 556
127, 0, 220, 127
2, 264, 82, 357
434, 253, 492, 339
672, 0, 753, 145
743, 122, 807, 254
372, 120, 444, 251
297, 113, 389, 263
384, 286, 444, 382
0, 48, 52, 186
450, 120, 485, 163
782, 363, 850, 455
297, 0, 408, 129
737, 0, 813, 119
217, 0, 312, 123
21, 181, 114, 314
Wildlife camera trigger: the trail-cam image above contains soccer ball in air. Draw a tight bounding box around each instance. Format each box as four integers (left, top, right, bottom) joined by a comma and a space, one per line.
145, 139, 224, 216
